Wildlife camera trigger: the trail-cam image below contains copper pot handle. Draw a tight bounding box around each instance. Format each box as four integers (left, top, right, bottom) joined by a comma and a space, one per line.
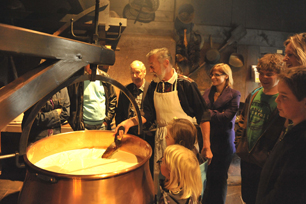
19, 74, 143, 164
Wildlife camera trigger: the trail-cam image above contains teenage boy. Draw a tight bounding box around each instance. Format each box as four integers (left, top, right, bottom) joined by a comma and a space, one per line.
256, 66, 306, 204
235, 54, 286, 204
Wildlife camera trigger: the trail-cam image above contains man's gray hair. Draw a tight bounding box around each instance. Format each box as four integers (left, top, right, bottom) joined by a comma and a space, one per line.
146, 47, 173, 65
129, 60, 146, 71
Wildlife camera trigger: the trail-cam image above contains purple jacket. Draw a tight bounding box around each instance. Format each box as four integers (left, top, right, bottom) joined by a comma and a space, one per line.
203, 86, 241, 155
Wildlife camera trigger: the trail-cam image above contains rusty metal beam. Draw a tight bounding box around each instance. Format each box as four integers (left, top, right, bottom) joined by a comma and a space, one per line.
0, 23, 115, 130
0, 23, 115, 65
0, 60, 88, 130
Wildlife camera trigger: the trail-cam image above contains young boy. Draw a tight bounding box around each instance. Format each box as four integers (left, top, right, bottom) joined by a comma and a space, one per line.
235, 54, 286, 204
256, 66, 306, 204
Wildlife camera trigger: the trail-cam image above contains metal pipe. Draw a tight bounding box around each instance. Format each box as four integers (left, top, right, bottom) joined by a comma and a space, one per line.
0, 153, 15, 160
92, 0, 100, 44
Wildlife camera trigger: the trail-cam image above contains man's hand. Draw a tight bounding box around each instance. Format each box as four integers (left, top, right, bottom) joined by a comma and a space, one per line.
114, 116, 146, 136
201, 147, 213, 165
114, 118, 134, 135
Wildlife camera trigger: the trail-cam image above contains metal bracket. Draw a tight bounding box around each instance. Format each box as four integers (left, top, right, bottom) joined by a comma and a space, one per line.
70, 18, 91, 41
70, 19, 123, 42
53, 2, 109, 36
0, 151, 25, 168
99, 22, 123, 41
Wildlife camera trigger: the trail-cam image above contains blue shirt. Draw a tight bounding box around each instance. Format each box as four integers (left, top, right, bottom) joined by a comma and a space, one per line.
83, 80, 106, 125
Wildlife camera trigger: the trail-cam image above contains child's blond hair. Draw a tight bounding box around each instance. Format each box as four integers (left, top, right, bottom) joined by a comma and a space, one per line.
163, 145, 202, 202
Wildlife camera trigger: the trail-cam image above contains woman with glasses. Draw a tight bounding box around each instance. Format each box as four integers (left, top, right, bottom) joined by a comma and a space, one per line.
283, 33, 306, 68
202, 63, 241, 204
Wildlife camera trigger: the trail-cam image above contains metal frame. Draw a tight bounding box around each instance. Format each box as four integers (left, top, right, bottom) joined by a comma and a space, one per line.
53, 1, 109, 36
0, 23, 115, 130
0, 23, 143, 165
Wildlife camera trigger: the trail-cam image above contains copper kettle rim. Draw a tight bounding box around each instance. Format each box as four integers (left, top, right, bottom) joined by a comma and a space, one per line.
24, 130, 152, 179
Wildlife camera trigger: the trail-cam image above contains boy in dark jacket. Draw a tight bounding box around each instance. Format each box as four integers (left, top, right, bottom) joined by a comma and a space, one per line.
256, 66, 306, 204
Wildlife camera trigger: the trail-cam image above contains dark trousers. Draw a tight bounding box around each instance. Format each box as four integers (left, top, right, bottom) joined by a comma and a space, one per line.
84, 123, 105, 130
202, 152, 234, 204
144, 130, 155, 179
240, 160, 262, 204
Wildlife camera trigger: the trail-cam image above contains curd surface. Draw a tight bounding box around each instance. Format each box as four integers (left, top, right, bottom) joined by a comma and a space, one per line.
34, 148, 138, 175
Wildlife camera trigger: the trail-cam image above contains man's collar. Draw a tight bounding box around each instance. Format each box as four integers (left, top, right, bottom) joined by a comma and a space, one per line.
153, 68, 177, 83
165, 68, 177, 84
139, 79, 145, 91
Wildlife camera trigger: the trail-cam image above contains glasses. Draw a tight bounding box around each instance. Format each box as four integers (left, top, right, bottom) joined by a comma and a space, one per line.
209, 73, 225, 78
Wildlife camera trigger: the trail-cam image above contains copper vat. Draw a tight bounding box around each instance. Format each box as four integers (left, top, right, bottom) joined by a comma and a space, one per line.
18, 130, 155, 204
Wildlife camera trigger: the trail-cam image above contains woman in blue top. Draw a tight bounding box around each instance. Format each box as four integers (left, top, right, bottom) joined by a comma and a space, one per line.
202, 63, 241, 204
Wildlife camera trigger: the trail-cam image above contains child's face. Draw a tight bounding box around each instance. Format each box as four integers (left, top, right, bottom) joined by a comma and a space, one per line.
165, 128, 176, 146
259, 70, 279, 91
160, 157, 170, 179
276, 80, 306, 125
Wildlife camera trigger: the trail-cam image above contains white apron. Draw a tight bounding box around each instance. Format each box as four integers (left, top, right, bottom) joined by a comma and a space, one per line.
153, 81, 193, 182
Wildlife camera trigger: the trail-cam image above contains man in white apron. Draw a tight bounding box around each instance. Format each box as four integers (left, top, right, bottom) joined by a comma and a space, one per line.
116, 47, 212, 194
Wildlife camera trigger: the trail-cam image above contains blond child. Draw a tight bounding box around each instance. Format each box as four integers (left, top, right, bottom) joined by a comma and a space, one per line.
158, 145, 202, 204
165, 118, 207, 196
166, 118, 205, 162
